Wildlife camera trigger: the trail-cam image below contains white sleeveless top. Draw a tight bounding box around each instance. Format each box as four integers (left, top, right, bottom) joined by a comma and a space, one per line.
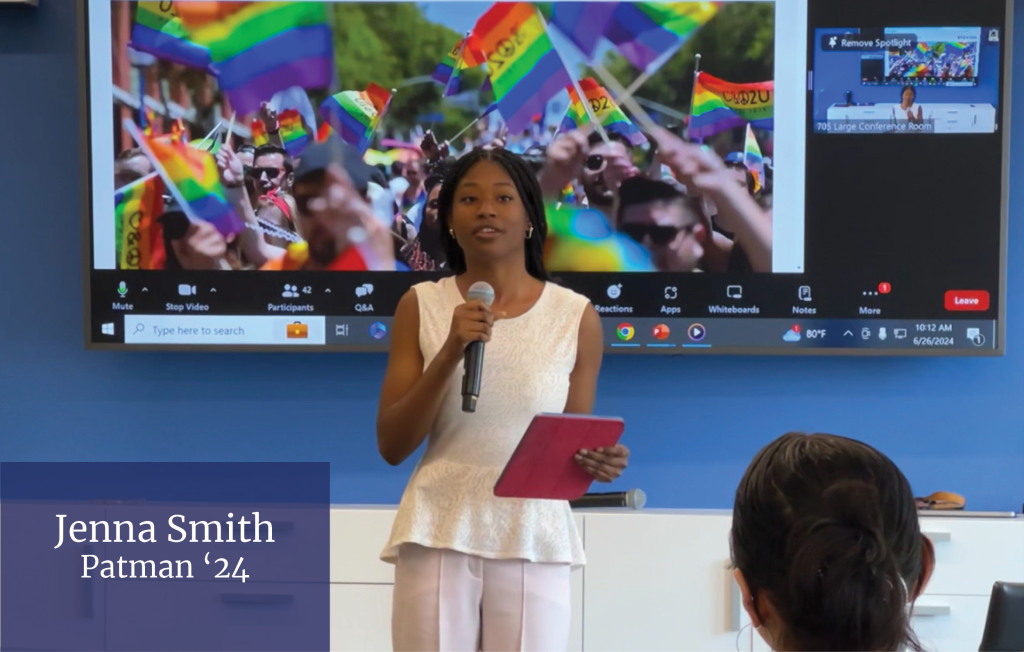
380, 276, 591, 567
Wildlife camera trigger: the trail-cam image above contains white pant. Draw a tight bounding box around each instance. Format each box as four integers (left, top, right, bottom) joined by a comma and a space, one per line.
391, 544, 572, 652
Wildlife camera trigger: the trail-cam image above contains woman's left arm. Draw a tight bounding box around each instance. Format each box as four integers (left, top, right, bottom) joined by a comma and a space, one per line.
564, 303, 603, 415
566, 304, 631, 482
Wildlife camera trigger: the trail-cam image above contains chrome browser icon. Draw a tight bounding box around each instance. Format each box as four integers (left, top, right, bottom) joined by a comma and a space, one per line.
616, 323, 635, 341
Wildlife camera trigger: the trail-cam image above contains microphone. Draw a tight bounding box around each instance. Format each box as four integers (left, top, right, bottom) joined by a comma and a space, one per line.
462, 281, 495, 413
569, 489, 646, 510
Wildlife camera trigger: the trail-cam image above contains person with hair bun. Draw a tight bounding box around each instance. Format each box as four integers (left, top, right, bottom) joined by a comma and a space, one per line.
731, 432, 935, 651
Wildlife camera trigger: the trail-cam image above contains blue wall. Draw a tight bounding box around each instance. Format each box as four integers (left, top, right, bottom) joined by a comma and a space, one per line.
1, 2, 1022, 513
813, 29, 1002, 119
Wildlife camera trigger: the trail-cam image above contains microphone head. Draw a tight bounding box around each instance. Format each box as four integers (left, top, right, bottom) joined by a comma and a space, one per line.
625, 488, 646, 510
467, 281, 495, 306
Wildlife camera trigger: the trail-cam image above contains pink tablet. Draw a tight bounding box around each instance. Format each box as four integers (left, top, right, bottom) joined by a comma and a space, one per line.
493, 413, 625, 501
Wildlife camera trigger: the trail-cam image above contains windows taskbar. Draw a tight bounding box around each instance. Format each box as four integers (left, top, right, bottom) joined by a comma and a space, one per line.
91, 315, 1000, 355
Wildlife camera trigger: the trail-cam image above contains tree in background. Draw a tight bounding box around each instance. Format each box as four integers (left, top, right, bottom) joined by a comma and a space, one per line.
322, 3, 487, 139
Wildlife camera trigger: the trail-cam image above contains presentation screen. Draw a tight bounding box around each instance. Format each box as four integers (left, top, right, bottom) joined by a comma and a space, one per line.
82, 0, 1010, 354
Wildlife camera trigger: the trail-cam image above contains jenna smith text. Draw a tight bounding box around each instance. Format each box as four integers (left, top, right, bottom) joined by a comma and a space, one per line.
54, 512, 275, 549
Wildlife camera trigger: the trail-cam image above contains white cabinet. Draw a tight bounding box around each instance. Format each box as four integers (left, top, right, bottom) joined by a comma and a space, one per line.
330, 584, 394, 652
579, 510, 746, 652
912, 595, 993, 652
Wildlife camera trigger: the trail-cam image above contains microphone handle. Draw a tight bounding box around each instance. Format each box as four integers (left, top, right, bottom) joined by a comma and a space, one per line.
462, 341, 485, 413
569, 490, 645, 510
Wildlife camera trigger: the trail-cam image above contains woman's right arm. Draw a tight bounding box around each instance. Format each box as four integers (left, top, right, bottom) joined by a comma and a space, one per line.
375, 289, 462, 466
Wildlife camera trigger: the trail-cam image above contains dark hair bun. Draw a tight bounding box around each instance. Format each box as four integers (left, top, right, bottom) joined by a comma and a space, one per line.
785, 480, 906, 650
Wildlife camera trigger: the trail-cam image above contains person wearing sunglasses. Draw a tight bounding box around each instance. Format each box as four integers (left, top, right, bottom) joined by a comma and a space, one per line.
250, 145, 294, 197
617, 176, 706, 272
579, 131, 638, 222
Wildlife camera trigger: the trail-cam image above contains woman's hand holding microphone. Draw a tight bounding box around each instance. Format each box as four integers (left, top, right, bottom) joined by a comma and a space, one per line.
440, 299, 507, 365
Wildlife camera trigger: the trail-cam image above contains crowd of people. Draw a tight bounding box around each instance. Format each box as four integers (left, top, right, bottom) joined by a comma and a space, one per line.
112, 103, 776, 274
887, 43, 977, 82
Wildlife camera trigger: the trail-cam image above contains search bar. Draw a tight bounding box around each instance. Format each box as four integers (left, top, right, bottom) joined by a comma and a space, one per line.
123, 315, 326, 346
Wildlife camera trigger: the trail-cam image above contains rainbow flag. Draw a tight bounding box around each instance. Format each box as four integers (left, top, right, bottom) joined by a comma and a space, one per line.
316, 121, 332, 143
560, 183, 577, 205
537, 3, 618, 59
689, 72, 774, 140
469, 3, 573, 135
250, 119, 269, 147
433, 37, 481, 97
319, 84, 392, 154
190, 137, 222, 154
278, 109, 309, 157
544, 202, 655, 272
743, 124, 764, 193
115, 174, 165, 270
560, 77, 647, 145
138, 129, 243, 238
605, 2, 721, 72
130, 1, 213, 71
917, 42, 930, 55
175, 2, 333, 116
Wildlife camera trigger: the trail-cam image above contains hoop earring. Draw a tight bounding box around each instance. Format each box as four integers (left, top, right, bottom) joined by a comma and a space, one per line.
526, 226, 534, 239
449, 229, 455, 239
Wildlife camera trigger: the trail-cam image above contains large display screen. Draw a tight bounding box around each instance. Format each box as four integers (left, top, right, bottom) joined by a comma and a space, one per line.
83, 0, 1010, 354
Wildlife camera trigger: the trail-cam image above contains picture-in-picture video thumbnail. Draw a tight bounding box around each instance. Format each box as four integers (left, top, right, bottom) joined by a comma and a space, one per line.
812, 26, 1002, 135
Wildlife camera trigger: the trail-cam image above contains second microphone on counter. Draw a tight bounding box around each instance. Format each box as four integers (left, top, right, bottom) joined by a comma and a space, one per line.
569, 489, 646, 510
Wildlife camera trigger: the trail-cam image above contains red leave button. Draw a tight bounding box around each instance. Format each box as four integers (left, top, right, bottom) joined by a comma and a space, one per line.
945, 290, 990, 311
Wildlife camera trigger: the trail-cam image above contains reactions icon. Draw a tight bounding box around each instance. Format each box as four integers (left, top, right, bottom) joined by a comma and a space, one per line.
783, 325, 802, 342
688, 324, 706, 342
369, 322, 388, 340
652, 324, 671, 340
617, 324, 635, 341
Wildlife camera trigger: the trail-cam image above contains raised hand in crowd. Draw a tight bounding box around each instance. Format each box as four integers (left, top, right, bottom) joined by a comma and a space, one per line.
215, 142, 284, 267
215, 143, 246, 189
258, 102, 279, 133
538, 129, 591, 198
589, 138, 638, 192
420, 130, 450, 162
304, 163, 396, 271
652, 127, 773, 272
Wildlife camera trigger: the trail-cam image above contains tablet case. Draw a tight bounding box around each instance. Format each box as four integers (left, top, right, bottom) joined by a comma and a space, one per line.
493, 413, 625, 501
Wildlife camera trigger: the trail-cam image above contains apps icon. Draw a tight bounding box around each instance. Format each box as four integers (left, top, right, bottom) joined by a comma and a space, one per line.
688, 324, 706, 342
616, 323, 635, 341
783, 325, 802, 342
652, 324, 671, 340
370, 321, 388, 340
287, 322, 309, 339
